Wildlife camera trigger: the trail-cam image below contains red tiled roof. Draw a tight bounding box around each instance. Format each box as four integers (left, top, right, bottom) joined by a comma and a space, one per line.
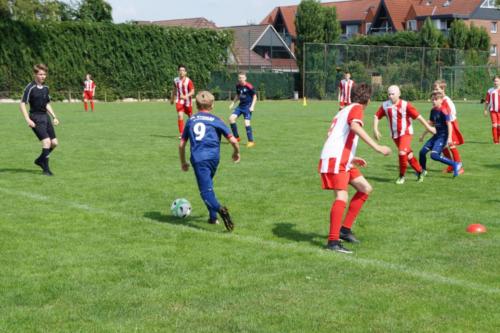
383, 0, 416, 31
412, 0, 482, 18
136, 17, 217, 29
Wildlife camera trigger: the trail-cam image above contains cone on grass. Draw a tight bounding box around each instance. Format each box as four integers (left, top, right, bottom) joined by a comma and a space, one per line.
466, 223, 487, 234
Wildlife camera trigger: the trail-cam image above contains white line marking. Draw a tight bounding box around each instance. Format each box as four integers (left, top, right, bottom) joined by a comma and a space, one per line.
1, 186, 499, 295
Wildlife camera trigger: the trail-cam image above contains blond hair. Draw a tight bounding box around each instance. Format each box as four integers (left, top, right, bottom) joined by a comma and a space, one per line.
195, 91, 215, 110
33, 64, 48, 74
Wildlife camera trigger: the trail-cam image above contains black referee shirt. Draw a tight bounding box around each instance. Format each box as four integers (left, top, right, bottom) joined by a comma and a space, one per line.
22, 81, 51, 114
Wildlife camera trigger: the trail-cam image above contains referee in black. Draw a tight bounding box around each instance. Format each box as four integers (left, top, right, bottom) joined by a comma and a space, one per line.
19, 64, 60, 176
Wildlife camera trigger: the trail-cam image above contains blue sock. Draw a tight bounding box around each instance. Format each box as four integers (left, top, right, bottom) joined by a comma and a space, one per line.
230, 123, 239, 138
246, 126, 254, 142
430, 151, 455, 166
200, 189, 221, 221
419, 148, 429, 170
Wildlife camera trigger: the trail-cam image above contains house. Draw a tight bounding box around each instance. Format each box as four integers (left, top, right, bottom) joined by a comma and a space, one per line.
135, 17, 218, 29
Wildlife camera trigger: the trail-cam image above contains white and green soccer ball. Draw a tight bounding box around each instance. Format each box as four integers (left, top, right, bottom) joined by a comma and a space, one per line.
171, 198, 192, 218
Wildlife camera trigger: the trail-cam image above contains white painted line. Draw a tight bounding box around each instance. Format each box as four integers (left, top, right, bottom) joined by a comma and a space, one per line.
1, 186, 499, 295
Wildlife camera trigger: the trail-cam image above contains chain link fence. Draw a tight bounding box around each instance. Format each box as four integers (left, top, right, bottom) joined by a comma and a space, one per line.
440, 65, 500, 101
303, 43, 492, 101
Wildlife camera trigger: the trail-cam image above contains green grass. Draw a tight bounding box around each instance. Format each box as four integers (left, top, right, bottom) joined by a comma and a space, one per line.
0, 100, 499, 332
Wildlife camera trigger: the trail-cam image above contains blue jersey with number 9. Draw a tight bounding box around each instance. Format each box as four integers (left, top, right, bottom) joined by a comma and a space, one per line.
181, 111, 232, 163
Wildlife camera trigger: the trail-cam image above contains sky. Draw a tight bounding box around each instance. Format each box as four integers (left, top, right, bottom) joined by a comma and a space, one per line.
102, 0, 341, 27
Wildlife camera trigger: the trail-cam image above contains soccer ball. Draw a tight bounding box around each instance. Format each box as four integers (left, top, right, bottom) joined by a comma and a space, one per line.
171, 198, 192, 218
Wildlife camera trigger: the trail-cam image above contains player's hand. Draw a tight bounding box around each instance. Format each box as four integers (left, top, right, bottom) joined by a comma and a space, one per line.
377, 145, 392, 156
429, 126, 436, 135
53, 118, 59, 126
232, 152, 240, 163
352, 157, 367, 168
447, 138, 454, 146
181, 162, 190, 171
27, 119, 36, 128
249, 106, 254, 112
484, 111, 488, 117
374, 130, 381, 141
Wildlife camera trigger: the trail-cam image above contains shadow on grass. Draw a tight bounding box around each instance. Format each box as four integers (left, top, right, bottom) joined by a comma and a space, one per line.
272, 223, 324, 247
482, 163, 500, 169
368, 176, 393, 183
466, 141, 491, 145
144, 211, 210, 231
150, 134, 179, 139
0, 168, 40, 174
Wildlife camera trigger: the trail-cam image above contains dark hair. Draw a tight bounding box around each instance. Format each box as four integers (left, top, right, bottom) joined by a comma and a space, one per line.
493, 75, 500, 80
33, 63, 48, 73
351, 83, 372, 105
178, 64, 186, 70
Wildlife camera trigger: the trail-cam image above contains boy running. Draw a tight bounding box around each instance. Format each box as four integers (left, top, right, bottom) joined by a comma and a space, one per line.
229, 73, 257, 148
373, 85, 436, 184
484, 75, 500, 144
20, 64, 60, 176
419, 91, 462, 178
179, 91, 240, 231
83, 73, 96, 112
171, 64, 195, 136
338, 71, 354, 110
319, 83, 391, 254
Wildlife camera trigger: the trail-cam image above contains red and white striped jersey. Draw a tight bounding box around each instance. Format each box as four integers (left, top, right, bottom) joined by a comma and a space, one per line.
338, 79, 354, 105
319, 103, 364, 174
443, 96, 458, 121
486, 87, 500, 112
376, 99, 420, 138
84, 79, 95, 92
174, 77, 194, 107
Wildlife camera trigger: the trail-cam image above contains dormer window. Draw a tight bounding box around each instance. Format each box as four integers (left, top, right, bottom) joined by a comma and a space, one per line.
481, 0, 497, 8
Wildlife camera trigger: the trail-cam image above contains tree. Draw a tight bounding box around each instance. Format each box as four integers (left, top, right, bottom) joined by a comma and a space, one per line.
477, 26, 491, 51
295, 0, 325, 74
419, 17, 443, 48
77, 0, 112, 23
448, 20, 468, 49
466, 23, 482, 50
323, 6, 341, 44
0, 0, 77, 21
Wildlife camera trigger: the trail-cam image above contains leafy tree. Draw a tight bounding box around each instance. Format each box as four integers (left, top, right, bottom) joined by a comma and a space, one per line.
419, 17, 443, 48
77, 0, 112, 23
323, 6, 341, 44
477, 26, 491, 51
466, 23, 482, 49
0, 0, 77, 21
295, 0, 325, 73
448, 20, 468, 49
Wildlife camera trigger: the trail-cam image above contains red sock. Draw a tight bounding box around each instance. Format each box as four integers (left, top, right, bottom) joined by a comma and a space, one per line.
497, 127, 500, 143
408, 156, 422, 173
328, 200, 346, 241
84, 102, 88, 111
493, 127, 499, 143
178, 119, 184, 135
450, 147, 461, 163
398, 154, 408, 177
90, 101, 94, 111
442, 148, 452, 159
342, 192, 369, 229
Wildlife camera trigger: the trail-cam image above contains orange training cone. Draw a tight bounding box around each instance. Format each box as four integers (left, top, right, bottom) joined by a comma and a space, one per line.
466, 223, 487, 234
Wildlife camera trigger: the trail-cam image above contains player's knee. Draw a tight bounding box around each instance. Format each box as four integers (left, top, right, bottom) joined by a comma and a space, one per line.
51, 140, 58, 148
244, 120, 251, 127
398, 150, 407, 156
362, 184, 373, 195
430, 151, 441, 161
407, 152, 414, 159
229, 115, 237, 123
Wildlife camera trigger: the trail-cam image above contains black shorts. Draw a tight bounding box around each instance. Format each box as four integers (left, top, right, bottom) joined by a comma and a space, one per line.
30, 113, 56, 141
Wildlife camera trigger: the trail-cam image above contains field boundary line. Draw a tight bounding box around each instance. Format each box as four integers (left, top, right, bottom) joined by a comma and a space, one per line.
1, 186, 499, 296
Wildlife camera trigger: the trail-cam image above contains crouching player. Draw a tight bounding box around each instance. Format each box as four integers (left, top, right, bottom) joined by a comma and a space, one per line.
419, 91, 462, 177
179, 91, 240, 231
373, 85, 436, 184
319, 83, 392, 253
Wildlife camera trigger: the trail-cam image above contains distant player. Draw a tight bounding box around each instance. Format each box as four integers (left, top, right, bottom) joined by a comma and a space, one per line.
19, 64, 60, 176
179, 91, 240, 231
484, 75, 500, 144
171, 64, 195, 136
319, 83, 392, 253
83, 73, 96, 112
229, 72, 257, 147
373, 85, 436, 184
419, 91, 462, 178
338, 71, 354, 110
433, 80, 464, 174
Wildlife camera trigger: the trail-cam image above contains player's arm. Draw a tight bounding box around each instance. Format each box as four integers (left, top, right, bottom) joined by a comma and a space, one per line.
350, 122, 391, 156
179, 139, 190, 171
484, 94, 489, 117
46, 103, 59, 125
186, 81, 195, 99
446, 121, 453, 145
249, 93, 257, 112
419, 120, 434, 142
337, 85, 341, 102
229, 91, 239, 109
19, 102, 35, 128
416, 115, 435, 135
170, 83, 176, 105
373, 116, 381, 141
228, 136, 240, 163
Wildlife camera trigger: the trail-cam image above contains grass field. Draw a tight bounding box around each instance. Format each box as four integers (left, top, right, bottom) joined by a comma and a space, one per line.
1, 99, 499, 332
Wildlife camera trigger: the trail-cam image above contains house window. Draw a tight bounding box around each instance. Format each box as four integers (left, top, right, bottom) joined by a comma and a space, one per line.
491, 44, 497, 56
406, 20, 417, 31
492, 22, 497, 33
481, 0, 497, 8
366, 22, 372, 34
346, 24, 359, 37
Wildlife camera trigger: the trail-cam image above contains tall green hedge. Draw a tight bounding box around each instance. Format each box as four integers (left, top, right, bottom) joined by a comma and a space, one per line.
0, 20, 232, 100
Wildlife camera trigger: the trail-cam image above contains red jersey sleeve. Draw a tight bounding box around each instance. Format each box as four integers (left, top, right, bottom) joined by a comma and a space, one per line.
486, 92, 490, 104
407, 102, 420, 119
348, 105, 364, 127
375, 106, 385, 119
188, 80, 194, 91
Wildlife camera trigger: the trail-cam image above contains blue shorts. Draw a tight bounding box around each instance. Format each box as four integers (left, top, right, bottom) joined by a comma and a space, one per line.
192, 159, 219, 193
232, 106, 252, 120
422, 135, 447, 154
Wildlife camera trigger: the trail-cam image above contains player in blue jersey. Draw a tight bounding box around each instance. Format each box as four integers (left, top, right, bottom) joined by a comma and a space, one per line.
419, 91, 462, 178
19, 64, 60, 176
229, 72, 257, 148
179, 91, 241, 231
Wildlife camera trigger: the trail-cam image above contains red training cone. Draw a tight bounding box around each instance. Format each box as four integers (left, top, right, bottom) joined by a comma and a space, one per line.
466, 224, 487, 234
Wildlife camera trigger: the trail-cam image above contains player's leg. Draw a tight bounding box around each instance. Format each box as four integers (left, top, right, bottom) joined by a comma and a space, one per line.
90, 95, 94, 112
430, 137, 461, 176
341, 169, 372, 242
244, 113, 254, 147
193, 161, 221, 223
83, 92, 88, 111
393, 137, 407, 183
400, 135, 423, 180
229, 109, 241, 141
492, 112, 500, 144
419, 138, 434, 174
176, 105, 185, 136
